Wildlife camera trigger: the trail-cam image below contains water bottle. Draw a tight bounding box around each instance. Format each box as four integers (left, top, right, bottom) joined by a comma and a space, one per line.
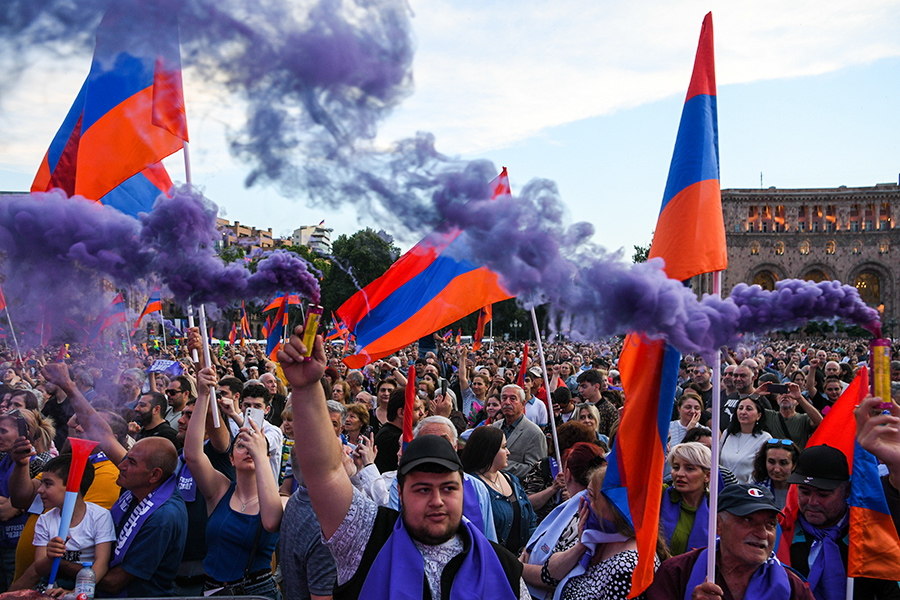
75, 562, 95, 600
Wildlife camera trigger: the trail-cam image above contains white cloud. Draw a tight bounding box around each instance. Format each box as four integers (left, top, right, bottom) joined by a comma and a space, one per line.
377, 0, 900, 154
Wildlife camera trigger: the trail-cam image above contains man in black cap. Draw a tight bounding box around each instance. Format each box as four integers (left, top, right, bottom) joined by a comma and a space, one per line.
783, 444, 900, 600
279, 329, 527, 599
648, 483, 813, 600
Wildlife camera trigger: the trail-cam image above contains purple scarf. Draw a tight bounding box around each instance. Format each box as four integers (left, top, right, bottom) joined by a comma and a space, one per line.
462, 476, 484, 533
659, 487, 709, 553
685, 543, 791, 600
360, 510, 516, 600
109, 474, 177, 567
552, 502, 628, 600
797, 511, 849, 600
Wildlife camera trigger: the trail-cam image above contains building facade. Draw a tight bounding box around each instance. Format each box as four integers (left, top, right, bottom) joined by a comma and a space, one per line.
216, 218, 274, 250
292, 225, 333, 254
722, 183, 900, 325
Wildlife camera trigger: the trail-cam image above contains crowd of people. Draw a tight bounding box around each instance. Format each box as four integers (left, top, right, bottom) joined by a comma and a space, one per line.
0, 329, 898, 599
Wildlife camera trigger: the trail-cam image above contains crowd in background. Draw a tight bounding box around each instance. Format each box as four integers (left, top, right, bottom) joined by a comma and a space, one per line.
0, 331, 898, 599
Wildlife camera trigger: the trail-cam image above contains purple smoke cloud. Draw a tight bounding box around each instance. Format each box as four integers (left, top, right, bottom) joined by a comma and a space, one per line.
0, 188, 319, 346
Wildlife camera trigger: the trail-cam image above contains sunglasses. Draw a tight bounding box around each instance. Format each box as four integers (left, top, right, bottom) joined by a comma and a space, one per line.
165, 389, 184, 396
767, 439, 793, 447
576, 402, 593, 409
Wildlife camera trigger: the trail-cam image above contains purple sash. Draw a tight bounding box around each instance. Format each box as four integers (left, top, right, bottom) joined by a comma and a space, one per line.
0, 455, 31, 548
177, 459, 197, 502
685, 544, 791, 600
462, 476, 485, 533
548, 457, 559, 480
109, 474, 177, 567
360, 511, 516, 600
659, 487, 709, 553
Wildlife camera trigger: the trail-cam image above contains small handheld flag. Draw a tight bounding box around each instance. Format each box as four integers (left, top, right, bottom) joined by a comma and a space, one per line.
401, 364, 417, 449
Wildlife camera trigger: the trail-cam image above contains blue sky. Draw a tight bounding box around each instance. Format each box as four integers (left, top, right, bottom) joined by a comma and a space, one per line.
1, 1, 899, 255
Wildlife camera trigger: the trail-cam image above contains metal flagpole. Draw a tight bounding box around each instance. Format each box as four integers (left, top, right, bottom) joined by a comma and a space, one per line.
529, 307, 562, 466
846, 577, 854, 599
158, 304, 168, 352
5, 308, 21, 362
198, 304, 221, 428
707, 270, 723, 582
183, 142, 220, 428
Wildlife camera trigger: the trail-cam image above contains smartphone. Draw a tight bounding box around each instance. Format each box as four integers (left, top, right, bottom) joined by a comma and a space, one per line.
768, 384, 789, 395
8, 409, 30, 441
244, 407, 265, 430
497, 367, 505, 377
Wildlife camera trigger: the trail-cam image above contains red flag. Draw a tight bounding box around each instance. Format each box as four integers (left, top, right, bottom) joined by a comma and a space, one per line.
402, 365, 416, 448
228, 323, 236, 346
473, 304, 491, 352
0, 281, 7, 313
517, 343, 529, 388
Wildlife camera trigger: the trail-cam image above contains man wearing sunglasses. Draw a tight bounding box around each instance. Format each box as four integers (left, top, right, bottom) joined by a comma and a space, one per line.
164, 375, 195, 429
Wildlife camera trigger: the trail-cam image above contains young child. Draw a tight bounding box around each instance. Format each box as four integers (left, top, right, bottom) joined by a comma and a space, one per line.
32, 454, 116, 590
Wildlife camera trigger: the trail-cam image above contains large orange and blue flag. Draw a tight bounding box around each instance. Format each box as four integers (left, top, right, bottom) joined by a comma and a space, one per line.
598, 14, 723, 597
131, 289, 162, 334
776, 368, 900, 582
266, 295, 288, 360
602, 334, 681, 597
647, 12, 726, 282
228, 323, 237, 346
338, 169, 513, 368
31, 0, 188, 218
86, 293, 127, 345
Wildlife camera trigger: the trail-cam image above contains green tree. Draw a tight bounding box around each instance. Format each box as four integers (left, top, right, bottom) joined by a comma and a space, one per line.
319, 228, 399, 316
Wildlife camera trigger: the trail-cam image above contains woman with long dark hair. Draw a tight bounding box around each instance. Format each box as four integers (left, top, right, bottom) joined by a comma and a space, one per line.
461, 426, 536, 554
751, 438, 800, 509
719, 396, 771, 483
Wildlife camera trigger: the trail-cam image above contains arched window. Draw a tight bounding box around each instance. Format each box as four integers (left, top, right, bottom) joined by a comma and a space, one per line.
750, 242, 760, 255
774, 242, 784, 255
825, 240, 836, 255
880, 240, 890, 254
752, 271, 778, 291
804, 269, 829, 283
852, 240, 862, 255
800, 240, 810, 255
855, 271, 881, 306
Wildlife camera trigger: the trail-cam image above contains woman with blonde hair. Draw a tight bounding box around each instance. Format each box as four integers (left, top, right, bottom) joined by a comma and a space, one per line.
660, 442, 711, 556
572, 403, 608, 448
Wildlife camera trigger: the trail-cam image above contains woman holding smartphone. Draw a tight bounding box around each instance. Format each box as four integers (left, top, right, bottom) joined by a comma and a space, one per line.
185, 365, 283, 600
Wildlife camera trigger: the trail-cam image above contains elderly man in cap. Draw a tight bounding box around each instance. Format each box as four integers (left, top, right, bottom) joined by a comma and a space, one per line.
780, 444, 900, 600
648, 483, 813, 600
281, 330, 528, 599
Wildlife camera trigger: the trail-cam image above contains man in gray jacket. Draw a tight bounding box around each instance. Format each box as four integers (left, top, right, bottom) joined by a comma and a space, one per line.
492, 384, 547, 478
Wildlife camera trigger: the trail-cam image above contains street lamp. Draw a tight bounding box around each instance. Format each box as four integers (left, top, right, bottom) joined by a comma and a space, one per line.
511, 319, 521, 341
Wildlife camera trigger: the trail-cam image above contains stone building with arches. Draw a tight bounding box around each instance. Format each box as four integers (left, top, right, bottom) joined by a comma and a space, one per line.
722, 182, 900, 325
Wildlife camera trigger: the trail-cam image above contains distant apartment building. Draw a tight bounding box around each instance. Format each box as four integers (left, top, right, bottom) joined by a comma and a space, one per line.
216, 217, 274, 250
292, 224, 332, 255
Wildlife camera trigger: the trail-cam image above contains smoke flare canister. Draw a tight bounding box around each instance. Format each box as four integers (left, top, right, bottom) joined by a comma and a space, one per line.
302, 305, 323, 357
870, 339, 892, 403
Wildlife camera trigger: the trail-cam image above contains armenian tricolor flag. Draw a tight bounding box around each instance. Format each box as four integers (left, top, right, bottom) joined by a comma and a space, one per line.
131, 289, 162, 334
338, 169, 513, 368
86, 293, 127, 345
31, 0, 187, 218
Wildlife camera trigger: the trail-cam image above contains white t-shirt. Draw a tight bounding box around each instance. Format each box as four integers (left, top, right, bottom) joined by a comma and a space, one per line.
34, 502, 116, 565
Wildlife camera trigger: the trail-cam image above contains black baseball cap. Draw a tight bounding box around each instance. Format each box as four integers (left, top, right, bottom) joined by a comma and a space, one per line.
787, 444, 849, 490
398, 435, 462, 476
718, 484, 781, 516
